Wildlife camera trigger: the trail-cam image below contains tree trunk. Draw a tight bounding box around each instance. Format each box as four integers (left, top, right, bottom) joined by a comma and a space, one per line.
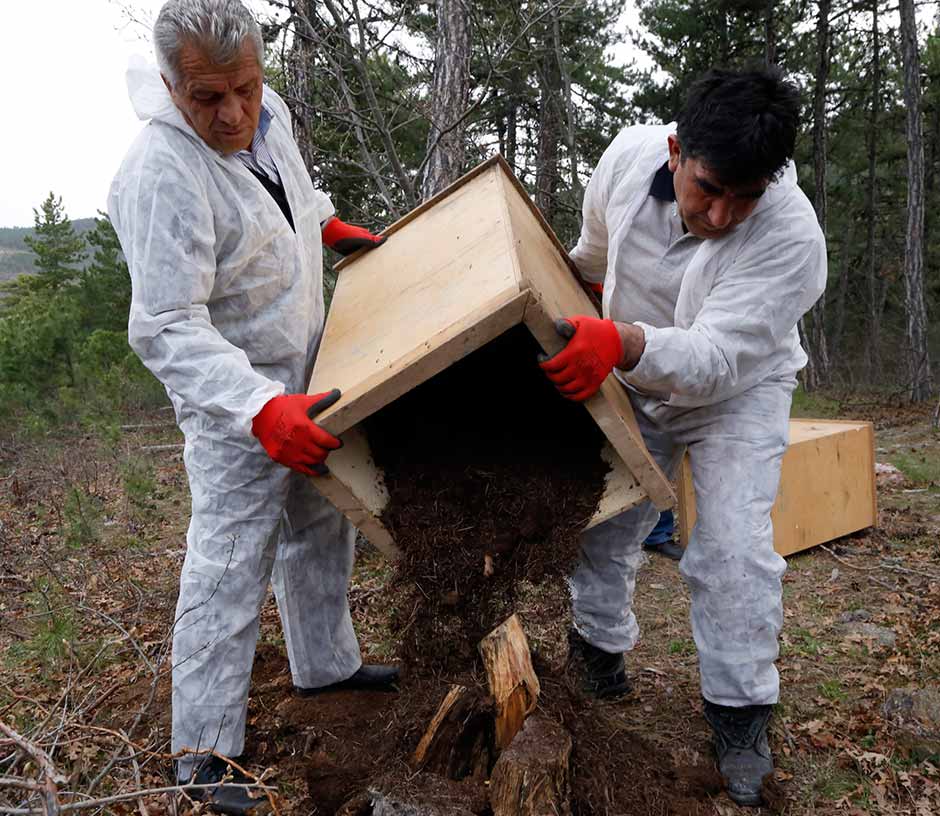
864, 0, 882, 382
552, 14, 582, 206
898, 0, 933, 401
804, 0, 832, 390
285, 0, 318, 172
830, 221, 856, 368
420, 0, 472, 200
536, 37, 563, 225
505, 69, 520, 171
764, 0, 777, 66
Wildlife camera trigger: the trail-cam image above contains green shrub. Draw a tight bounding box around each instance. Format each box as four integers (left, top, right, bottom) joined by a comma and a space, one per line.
121, 455, 157, 518
62, 486, 102, 548
7, 577, 78, 670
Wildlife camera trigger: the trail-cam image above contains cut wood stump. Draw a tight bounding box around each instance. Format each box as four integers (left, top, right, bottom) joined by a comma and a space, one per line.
478, 614, 540, 750
411, 685, 495, 780
488, 715, 573, 816
412, 615, 541, 781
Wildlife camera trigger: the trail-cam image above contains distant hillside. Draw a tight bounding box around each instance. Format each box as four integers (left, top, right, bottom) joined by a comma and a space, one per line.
0, 218, 97, 283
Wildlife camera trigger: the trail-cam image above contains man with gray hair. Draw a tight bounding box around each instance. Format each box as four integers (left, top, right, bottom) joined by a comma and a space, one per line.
109, 0, 394, 810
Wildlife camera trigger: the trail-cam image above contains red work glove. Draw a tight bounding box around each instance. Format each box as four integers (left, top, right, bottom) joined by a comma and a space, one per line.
539, 316, 623, 402
321, 216, 387, 256
252, 390, 343, 476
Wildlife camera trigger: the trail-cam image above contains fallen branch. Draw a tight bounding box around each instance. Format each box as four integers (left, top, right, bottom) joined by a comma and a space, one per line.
820, 544, 940, 582
0, 779, 278, 815
0, 720, 65, 815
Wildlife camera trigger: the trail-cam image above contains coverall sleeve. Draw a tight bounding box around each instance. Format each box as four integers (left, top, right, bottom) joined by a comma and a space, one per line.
115, 147, 284, 436
624, 225, 826, 403
568, 149, 611, 285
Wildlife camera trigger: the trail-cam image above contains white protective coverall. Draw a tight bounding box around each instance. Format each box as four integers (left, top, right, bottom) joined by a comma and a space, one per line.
568, 124, 827, 707
108, 61, 362, 773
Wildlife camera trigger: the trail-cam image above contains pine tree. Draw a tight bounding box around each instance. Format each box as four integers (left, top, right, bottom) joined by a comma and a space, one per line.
23, 193, 86, 291
79, 215, 131, 334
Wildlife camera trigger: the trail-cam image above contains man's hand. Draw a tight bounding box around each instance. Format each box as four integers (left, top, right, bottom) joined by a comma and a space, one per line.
539, 316, 630, 402
321, 216, 386, 256
252, 390, 343, 476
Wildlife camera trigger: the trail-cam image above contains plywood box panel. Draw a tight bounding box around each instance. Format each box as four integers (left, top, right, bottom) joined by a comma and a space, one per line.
307, 157, 674, 557
677, 419, 876, 557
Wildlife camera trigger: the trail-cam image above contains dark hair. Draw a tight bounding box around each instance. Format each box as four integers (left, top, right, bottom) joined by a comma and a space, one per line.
675, 67, 801, 186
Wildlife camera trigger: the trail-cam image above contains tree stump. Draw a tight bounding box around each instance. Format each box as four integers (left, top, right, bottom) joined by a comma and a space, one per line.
411, 685, 495, 780
478, 614, 540, 750
411, 615, 541, 786
488, 715, 573, 816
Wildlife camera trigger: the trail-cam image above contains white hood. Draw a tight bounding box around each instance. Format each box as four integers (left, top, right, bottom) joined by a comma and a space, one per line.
125, 56, 191, 131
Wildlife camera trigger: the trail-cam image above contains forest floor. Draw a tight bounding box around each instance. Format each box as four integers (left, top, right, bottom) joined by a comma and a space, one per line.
1, 392, 939, 815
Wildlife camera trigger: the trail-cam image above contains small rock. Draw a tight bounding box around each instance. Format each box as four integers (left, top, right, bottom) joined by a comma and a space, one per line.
875, 462, 905, 486
358, 775, 486, 816
883, 686, 940, 757
839, 609, 872, 623
839, 621, 896, 648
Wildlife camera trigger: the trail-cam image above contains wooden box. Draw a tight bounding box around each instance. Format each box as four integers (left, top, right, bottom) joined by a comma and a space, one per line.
677, 419, 877, 557
307, 157, 675, 559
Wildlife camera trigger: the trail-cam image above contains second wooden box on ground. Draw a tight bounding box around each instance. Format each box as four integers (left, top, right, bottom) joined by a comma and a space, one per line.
676, 419, 876, 557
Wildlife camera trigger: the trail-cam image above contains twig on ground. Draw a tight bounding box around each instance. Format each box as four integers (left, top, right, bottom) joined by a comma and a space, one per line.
88, 538, 236, 795
820, 544, 940, 582
126, 736, 150, 816
0, 780, 277, 815
0, 720, 65, 815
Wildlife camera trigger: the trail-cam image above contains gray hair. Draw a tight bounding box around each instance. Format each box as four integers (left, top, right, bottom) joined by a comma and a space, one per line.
154, 0, 263, 88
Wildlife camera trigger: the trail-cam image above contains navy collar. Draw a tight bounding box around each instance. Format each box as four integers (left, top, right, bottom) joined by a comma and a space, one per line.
649, 161, 675, 202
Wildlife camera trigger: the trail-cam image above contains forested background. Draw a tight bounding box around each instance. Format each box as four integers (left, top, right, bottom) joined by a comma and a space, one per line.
3, 0, 939, 430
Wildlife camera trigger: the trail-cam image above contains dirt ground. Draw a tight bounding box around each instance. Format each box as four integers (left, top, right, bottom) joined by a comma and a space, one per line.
1, 393, 939, 815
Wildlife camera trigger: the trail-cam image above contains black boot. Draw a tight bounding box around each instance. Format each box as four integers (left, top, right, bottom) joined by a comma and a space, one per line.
180, 755, 271, 815
642, 539, 684, 561
567, 629, 631, 699
703, 700, 774, 807
294, 663, 400, 697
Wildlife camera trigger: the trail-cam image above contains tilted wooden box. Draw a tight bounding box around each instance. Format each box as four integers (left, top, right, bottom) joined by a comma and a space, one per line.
307, 157, 676, 559
677, 419, 877, 557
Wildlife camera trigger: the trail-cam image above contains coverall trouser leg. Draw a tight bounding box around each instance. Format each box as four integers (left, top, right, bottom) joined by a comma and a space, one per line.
570, 378, 793, 707
172, 441, 360, 778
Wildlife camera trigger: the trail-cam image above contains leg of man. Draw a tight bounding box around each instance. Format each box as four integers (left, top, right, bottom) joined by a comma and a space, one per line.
674, 378, 793, 705
272, 474, 361, 688
672, 377, 794, 806
569, 396, 685, 654
172, 434, 291, 780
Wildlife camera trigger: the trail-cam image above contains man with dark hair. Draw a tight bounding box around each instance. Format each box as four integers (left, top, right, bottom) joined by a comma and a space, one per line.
542, 68, 826, 806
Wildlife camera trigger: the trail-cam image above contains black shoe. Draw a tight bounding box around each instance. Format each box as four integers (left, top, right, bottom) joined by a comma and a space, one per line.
642, 539, 684, 561
567, 629, 631, 699
703, 700, 774, 807
294, 663, 400, 697
180, 755, 270, 815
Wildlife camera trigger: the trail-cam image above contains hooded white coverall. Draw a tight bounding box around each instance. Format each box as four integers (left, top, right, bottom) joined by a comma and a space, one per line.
108, 62, 362, 774
568, 124, 827, 707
